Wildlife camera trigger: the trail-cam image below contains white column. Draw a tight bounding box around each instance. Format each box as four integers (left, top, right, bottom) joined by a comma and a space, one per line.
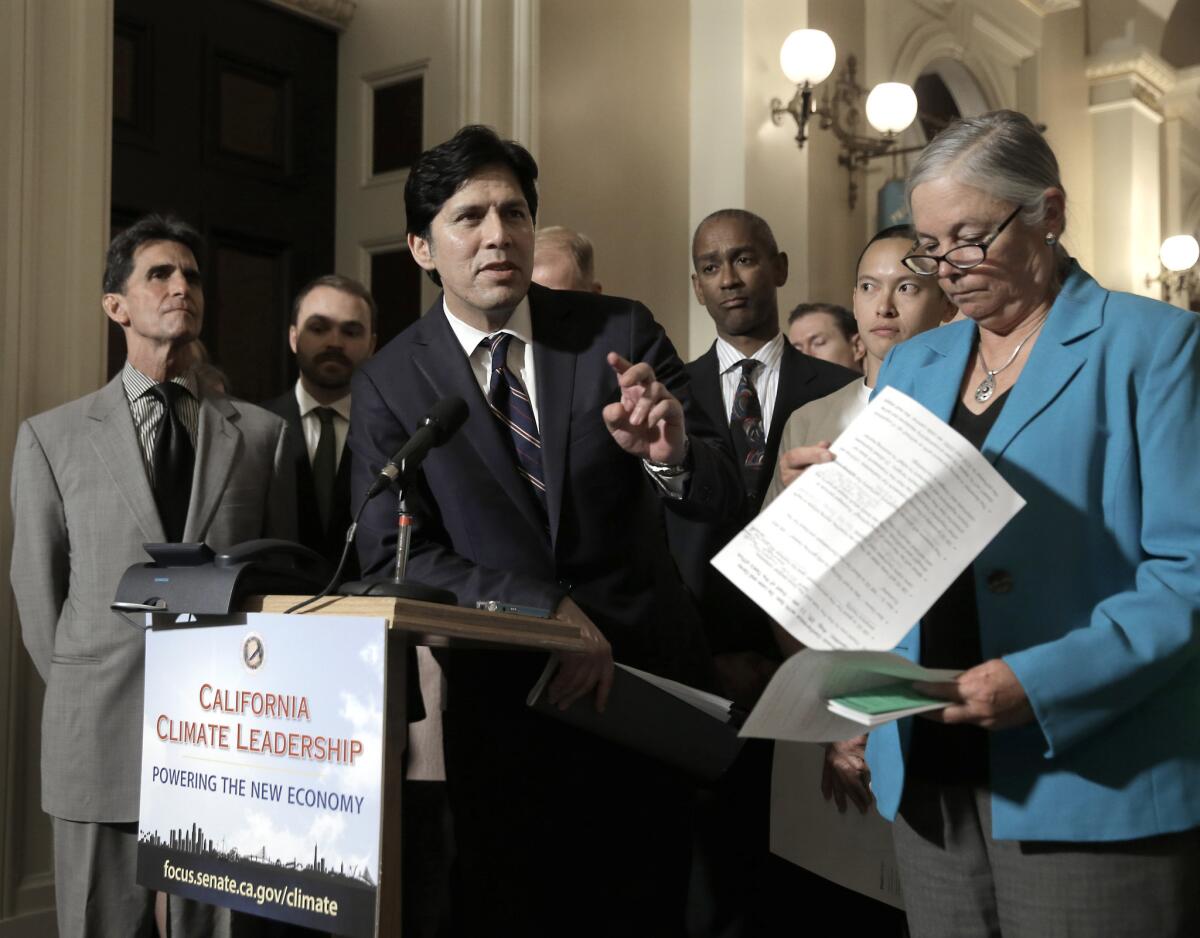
1087, 50, 1174, 298
688, 0, 746, 359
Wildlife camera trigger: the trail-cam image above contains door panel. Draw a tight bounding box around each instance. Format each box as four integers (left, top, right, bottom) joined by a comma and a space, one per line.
110, 0, 336, 401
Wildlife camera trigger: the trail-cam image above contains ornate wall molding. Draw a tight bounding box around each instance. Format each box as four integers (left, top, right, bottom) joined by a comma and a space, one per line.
1162, 67, 1200, 127
890, 20, 1008, 112
1087, 47, 1177, 114
259, 0, 355, 31
1016, 0, 1082, 15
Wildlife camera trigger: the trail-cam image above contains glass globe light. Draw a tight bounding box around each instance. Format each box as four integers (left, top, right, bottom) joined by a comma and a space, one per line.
779, 29, 836, 86
1159, 234, 1200, 272
865, 82, 918, 135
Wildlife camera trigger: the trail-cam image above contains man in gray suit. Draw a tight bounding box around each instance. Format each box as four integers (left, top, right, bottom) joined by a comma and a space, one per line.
10, 214, 295, 937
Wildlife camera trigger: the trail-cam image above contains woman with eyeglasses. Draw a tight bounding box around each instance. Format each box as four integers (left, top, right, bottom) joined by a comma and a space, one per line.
847, 110, 1200, 936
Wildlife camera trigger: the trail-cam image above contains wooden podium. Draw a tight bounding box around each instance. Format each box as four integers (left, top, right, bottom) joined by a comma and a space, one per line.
240, 595, 586, 936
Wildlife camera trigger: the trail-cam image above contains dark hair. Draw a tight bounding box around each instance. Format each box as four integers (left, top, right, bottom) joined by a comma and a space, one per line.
291, 274, 378, 334
855, 224, 918, 273
404, 125, 539, 286
692, 208, 779, 262
787, 302, 858, 338
103, 214, 204, 294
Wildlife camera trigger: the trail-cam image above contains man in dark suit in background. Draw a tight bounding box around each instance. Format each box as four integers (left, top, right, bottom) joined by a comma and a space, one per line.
264, 275, 376, 576
348, 125, 742, 938
666, 209, 855, 937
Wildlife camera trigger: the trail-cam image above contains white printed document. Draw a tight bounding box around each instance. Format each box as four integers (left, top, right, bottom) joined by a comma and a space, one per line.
713, 386, 1025, 652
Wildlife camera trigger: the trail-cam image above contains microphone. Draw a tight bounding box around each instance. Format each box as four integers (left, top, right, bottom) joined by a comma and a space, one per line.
366, 397, 469, 498
287, 397, 469, 612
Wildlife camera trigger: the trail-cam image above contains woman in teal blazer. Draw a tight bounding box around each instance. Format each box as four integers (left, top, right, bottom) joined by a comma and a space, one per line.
854, 111, 1200, 935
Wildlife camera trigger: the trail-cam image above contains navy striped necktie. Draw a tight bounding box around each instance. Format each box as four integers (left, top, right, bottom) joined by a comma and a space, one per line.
482, 333, 547, 513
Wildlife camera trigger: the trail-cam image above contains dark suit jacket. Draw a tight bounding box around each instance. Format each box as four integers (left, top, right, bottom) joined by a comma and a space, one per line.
665, 340, 857, 657
348, 284, 743, 706
263, 387, 357, 577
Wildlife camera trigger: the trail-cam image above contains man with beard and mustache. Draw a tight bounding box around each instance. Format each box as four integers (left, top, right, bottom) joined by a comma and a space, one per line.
265, 275, 377, 574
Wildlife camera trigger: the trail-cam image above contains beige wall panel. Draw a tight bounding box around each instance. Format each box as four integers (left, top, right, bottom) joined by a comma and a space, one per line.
1, 0, 112, 928
537, 0, 691, 347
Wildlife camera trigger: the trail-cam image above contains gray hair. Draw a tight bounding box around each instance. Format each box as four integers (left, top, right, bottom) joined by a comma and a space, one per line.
535, 225, 596, 282
906, 110, 1065, 233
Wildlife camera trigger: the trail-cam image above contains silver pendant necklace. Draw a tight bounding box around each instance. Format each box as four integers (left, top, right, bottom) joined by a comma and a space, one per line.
974, 318, 1047, 403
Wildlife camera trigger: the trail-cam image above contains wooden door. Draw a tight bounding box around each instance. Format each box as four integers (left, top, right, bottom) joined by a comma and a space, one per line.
110, 0, 337, 403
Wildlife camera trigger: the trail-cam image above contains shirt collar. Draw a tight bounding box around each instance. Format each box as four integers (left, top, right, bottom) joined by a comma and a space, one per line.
121, 361, 199, 404
443, 295, 534, 357
715, 332, 785, 375
294, 381, 351, 421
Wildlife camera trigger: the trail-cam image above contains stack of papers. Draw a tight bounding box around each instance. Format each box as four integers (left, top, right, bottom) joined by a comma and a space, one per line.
712, 387, 1026, 742
826, 682, 949, 726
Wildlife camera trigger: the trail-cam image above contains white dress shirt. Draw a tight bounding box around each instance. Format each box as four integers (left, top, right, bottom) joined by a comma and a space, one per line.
715, 333, 785, 435
442, 298, 688, 495
443, 297, 540, 427
295, 381, 351, 471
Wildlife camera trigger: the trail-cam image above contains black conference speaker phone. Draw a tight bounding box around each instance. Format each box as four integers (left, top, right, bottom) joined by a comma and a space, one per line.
112, 539, 331, 621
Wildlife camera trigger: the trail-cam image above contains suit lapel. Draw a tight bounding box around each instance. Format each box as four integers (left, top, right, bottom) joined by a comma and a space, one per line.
690, 344, 733, 453
981, 267, 1101, 463
529, 288, 576, 547
408, 301, 548, 534
901, 321, 975, 423
184, 395, 240, 543
87, 376, 165, 543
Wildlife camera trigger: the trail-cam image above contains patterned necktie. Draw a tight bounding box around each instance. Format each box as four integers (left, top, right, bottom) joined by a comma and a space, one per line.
149, 382, 195, 542
481, 333, 547, 513
311, 407, 337, 531
729, 359, 766, 497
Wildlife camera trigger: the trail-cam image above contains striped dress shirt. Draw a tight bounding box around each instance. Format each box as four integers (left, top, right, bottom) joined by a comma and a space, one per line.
121, 362, 200, 486
715, 332, 785, 434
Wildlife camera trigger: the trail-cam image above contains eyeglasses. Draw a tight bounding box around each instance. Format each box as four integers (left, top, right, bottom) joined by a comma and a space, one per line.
902, 204, 1024, 276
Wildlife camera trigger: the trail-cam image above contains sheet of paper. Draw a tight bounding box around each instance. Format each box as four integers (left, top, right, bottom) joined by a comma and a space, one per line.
770, 742, 905, 910
739, 649, 959, 743
712, 386, 1026, 650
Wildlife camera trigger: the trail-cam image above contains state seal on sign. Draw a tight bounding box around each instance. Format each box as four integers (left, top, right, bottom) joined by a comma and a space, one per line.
242, 633, 265, 671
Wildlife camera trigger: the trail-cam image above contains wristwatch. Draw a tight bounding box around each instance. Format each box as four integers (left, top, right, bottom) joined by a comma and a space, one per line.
644, 437, 691, 476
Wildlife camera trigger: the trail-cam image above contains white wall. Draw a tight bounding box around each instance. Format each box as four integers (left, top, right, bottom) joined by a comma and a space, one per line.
334, 0, 461, 313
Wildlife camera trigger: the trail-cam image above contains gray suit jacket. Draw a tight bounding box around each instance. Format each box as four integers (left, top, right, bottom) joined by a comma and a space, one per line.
10, 374, 295, 822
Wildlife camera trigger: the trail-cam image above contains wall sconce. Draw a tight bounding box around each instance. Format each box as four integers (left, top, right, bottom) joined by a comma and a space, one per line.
770, 29, 920, 209
1146, 234, 1199, 304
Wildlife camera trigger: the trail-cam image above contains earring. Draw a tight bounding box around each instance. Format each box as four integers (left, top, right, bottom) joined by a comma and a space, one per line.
1045, 233, 1058, 246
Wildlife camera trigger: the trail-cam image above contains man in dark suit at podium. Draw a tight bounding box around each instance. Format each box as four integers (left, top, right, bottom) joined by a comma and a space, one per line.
666, 209, 856, 936
347, 125, 742, 937
264, 275, 376, 576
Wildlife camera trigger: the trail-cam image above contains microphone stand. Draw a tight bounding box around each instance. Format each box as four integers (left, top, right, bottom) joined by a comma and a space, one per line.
339, 459, 456, 604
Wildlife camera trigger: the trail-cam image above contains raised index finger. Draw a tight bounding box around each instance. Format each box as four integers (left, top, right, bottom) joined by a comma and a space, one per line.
607, 352, 631, 374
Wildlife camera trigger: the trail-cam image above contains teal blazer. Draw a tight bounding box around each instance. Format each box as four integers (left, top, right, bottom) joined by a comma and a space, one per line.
866, 262, 1200, 841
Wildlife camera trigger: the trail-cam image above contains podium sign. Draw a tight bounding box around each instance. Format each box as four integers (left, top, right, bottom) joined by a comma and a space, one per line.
136, 613, 387, 937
